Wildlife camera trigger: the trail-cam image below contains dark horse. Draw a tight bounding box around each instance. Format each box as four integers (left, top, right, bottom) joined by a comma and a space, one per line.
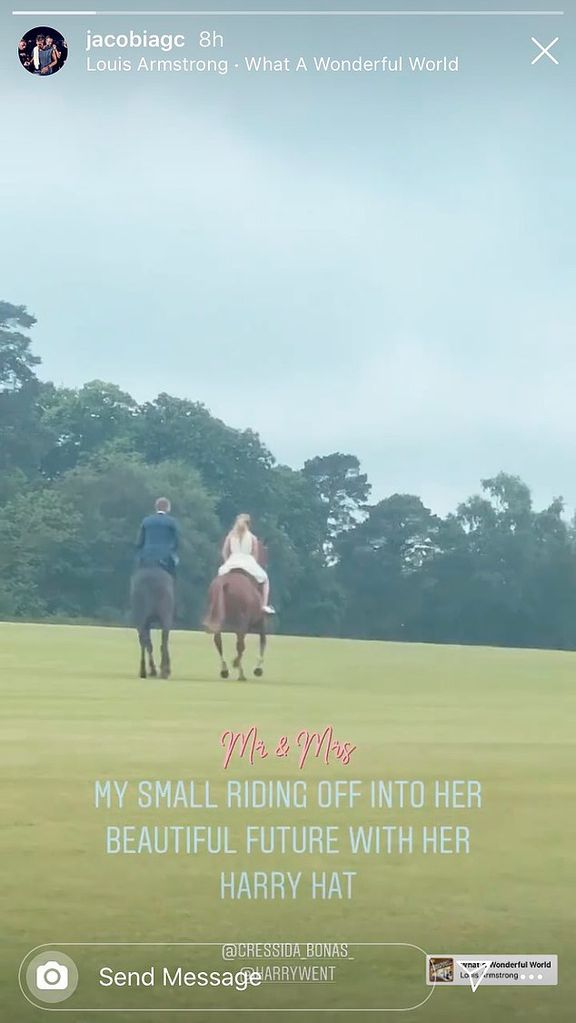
130, 566, 174, 679
203, 570, 266, 681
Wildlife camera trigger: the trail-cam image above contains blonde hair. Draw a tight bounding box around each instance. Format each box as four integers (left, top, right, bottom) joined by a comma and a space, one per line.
232, 513, 251, 536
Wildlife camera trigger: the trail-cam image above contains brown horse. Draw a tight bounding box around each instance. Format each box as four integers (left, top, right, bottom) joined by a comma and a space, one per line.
130, 566, 174, 679
203, 570, 267, 681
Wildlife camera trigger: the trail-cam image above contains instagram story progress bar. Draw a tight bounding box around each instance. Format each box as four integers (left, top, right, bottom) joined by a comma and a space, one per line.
11, 10, 568, 18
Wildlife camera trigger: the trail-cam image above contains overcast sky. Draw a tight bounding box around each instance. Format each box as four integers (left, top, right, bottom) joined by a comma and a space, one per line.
1, 2, 573, 515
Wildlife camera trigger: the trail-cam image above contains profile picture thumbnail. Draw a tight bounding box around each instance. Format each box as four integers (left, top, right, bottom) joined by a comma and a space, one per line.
18, 26, 68, 76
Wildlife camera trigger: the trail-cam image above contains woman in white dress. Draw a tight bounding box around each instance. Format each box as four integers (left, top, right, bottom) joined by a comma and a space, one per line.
218, 514, 275, 614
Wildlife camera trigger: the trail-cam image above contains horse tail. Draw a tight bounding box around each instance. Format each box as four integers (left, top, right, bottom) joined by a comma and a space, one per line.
203, 576, 226, 633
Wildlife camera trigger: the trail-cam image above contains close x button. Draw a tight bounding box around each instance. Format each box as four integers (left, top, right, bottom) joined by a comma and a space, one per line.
531, 37, 560, 65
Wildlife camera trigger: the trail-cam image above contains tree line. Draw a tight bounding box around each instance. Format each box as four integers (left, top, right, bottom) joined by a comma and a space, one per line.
2, 299, 576, 649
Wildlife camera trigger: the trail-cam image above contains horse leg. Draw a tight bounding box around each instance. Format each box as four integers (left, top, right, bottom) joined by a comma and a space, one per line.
214, 633, 229, 679
160, 628, 171, 679
254, 629, 266, 677
147, 629, 158, 678
138, 629, 147, 678
233, 633, 246, 681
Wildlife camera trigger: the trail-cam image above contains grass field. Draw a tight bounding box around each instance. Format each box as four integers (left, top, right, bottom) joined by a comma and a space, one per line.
1, 621, 575, 1022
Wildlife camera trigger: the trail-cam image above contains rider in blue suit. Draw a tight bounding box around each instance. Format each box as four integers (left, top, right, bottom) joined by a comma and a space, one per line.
136, 497, 180, 576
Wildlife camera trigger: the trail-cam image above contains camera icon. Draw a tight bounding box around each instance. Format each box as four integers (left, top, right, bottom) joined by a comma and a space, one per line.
36, 960, 69, 991
24, 950, 79, 1003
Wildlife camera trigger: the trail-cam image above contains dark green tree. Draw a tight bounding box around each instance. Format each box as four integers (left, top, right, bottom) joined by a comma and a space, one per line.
0, 452, 221, 624
134, 393, 275, 524
0, 301, 51, 488
0, 301, 39, 390
336, 494, 439, 638
303, 453, 370, 556
39, 380, 138, 478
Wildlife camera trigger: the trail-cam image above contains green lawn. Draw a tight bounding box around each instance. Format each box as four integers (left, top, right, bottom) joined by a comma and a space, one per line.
0, 622, 574, 1022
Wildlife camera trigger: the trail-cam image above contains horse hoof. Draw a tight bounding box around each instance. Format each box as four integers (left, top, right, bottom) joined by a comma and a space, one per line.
139, 672, 147, 679
161, 671, 170, 680
149, 669, 158, 678
254, 667, 263, 677
238, 674, 246, 682
220, 670, 229, 679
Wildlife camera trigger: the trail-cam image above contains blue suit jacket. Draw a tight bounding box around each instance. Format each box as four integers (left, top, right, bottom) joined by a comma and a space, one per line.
136, 512, 179, 565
